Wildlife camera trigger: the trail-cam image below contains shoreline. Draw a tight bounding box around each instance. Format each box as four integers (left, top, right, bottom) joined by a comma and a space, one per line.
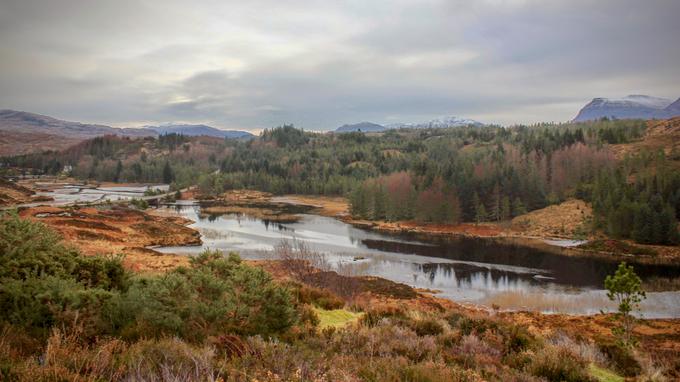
272, 193, 680, 267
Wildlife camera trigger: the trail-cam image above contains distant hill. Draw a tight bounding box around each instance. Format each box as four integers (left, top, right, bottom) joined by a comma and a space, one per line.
335, 116, 483, 133
335, 122, 385, 133
0, 110, 153, 156
146, 124, 254, 139
385, 116, 484, 130
0, 110, 254, 156
0, 109, 152, 138
573, 95, 680, 122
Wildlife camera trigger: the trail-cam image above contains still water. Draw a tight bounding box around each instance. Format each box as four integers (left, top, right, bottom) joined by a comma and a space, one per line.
156, 204, 680, 318
32, 184, 169, 205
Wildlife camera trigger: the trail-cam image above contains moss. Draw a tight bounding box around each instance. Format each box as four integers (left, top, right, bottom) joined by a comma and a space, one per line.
589, 364, 624, 382
313, 307, 362, 329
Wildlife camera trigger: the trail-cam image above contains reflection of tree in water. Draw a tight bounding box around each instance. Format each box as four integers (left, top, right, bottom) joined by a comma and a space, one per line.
417, 262, 544, 290
260, 219, 294, 232
362, 237, 680, 288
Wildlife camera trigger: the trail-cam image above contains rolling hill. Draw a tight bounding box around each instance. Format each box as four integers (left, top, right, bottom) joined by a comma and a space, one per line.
0, 110, 253, 156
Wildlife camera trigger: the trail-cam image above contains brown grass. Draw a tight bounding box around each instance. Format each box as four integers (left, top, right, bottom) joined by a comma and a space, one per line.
18, 205, 200, 272
511, 199, 593, 239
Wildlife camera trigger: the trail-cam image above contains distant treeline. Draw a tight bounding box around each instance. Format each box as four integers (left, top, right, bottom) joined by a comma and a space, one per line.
3, 119, 678, 244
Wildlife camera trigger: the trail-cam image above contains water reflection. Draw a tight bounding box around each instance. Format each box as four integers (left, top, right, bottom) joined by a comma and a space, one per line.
155, 205, 680, 317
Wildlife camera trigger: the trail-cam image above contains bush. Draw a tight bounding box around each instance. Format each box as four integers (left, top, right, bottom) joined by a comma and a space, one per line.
503, 325, 536, 353
360, 307, 406, 328
290, 282, 345, 310
598, 341, 642, 377
130, 198, 149, 210
112, 251, 297, 340
528, 345, 595, 382
455, 316, 498, 336
410, 318, 445, 337
0, 212, 128, 290
0, 276, 116, 337
0, 214, 297, 342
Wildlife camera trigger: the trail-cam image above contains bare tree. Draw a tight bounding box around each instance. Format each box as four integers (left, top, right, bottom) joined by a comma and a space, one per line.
274, 239, 329, 283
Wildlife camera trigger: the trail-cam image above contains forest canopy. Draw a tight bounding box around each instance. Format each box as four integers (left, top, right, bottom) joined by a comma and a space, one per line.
3, 119, 678, 244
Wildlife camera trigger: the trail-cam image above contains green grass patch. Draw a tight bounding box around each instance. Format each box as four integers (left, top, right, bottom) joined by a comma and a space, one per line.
313, 307, 362, 329
589, 364, 624, 382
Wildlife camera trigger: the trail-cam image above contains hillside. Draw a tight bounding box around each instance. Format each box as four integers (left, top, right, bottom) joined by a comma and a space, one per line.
0, 110, 253, 156
0, 110, 153, 155
511, 199, 592, 239
0, 109, 151, 138
608, 117, 680, 165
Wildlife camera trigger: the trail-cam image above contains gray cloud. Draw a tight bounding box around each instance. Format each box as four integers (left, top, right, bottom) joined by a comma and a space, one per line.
0, 0, 678, 130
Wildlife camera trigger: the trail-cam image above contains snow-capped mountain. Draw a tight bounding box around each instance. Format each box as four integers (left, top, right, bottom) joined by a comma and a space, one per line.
573, 95, 680, 122
385, 116, 484, 129
335, 116, 483, 133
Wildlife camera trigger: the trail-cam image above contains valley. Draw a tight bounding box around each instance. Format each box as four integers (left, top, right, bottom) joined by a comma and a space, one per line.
2, 117, 680, 380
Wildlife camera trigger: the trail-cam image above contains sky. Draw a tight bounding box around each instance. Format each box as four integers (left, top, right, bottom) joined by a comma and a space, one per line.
1, 0, 679, 131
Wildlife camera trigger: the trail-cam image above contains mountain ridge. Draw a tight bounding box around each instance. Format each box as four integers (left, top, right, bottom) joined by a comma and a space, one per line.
0, 110, 253, 155
145, 124, 254, 139
335, 116, 483, 133
573, 95, 680, 122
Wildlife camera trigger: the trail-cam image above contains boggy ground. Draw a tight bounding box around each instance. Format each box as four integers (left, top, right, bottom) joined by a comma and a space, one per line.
5, 194, 680, 379
255, 257, 680, 378
18, 204, 201, 272
0, 178, 52, 206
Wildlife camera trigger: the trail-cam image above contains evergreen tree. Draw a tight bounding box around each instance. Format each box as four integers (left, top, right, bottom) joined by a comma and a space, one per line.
491, 183, 501, 221
162, 161, 174, 184
512, 197, 527, 217
501, 196, 511, 221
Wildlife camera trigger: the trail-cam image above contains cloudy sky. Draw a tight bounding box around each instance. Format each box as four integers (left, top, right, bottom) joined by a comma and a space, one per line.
1, 0, 679, 131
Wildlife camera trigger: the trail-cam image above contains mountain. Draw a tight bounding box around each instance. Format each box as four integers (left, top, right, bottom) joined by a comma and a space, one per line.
146, 124, 254, 139
573, 95, 680, 122
335, 116, 483, 133
0, 110, 152, 138
0, 110, 254, 156
335, 122, 386, 133
385, 116, 484, 130
0, 110, 154, 156
666, 98, 680, 113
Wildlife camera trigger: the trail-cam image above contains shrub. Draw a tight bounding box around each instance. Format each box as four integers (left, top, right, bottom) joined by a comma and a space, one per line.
1, 214, 297, 342
455, 316, 498, 336
598, 341, 642, 377
359, 305, 406, 327
130, 198, 149, 210
503, 325, 536, 353
528, 345, 595, 382
0, 276, 117, 338
112, 251, 297, 340
290, 282, 345, 310
123, 338, 215, 381
410, 318, 445, 337
0, 212, 128, 290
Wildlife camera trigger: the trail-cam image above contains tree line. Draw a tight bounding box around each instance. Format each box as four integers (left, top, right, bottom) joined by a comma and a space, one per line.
3, 119, 677, 244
